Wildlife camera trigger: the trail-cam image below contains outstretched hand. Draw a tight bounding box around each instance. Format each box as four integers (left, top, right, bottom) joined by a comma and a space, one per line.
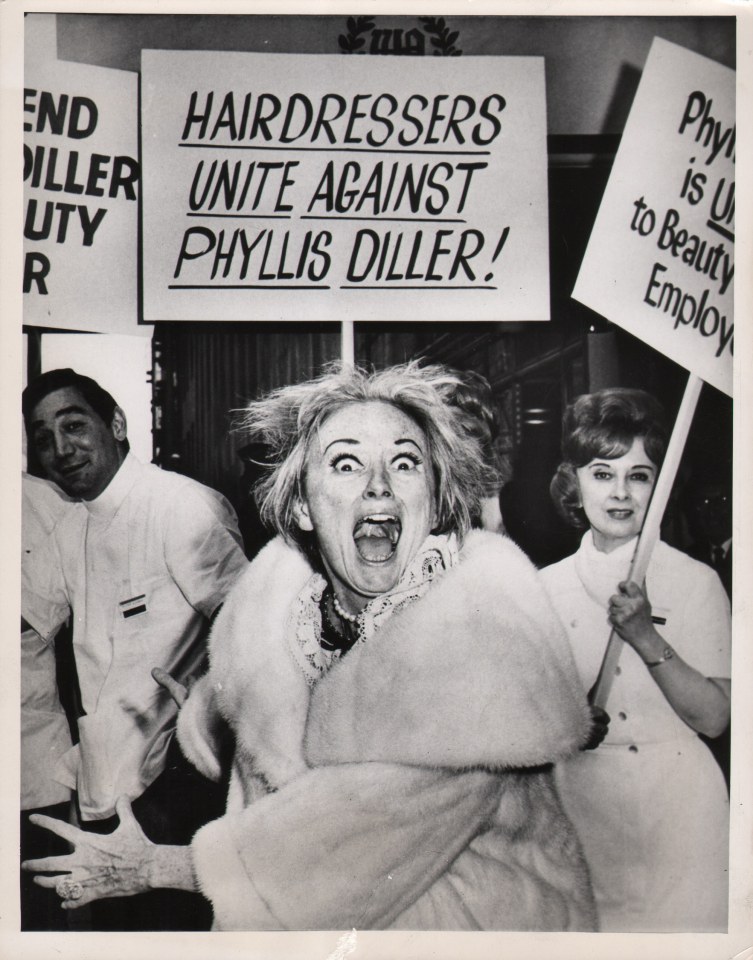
22, 796, 156, 909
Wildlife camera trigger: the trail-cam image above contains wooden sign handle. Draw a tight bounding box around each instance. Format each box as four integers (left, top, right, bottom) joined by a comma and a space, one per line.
341, 320, 355, 367
589, 373, 704, 709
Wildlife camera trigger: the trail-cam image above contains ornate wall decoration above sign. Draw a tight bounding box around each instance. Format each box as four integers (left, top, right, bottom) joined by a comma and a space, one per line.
338, 16, 463, 57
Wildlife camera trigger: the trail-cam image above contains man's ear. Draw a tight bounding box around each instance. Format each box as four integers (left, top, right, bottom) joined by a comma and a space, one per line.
111, 406, 128, 443
292, 497, 314, 532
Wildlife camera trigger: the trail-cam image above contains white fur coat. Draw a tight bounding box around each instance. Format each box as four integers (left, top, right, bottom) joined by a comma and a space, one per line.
178, 530, 597, 931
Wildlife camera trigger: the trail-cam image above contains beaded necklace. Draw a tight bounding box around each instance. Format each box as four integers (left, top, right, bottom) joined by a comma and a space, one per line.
319, 587, 362, 653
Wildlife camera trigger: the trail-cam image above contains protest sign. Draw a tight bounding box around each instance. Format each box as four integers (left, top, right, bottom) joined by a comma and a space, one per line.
141, 50, 549, 323
573, 38, 734, 397
574, 37, 735, 707
23, 24, 140, 334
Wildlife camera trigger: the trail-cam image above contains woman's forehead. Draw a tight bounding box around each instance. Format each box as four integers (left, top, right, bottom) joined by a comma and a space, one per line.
313, 401, 426, 450
585, 435, 655, 466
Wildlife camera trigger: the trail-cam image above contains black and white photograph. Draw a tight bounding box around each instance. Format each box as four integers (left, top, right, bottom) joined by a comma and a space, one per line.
0, 3, 750, 958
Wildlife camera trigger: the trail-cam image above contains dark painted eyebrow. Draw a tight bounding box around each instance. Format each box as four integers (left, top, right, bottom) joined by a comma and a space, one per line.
588, 461, 655, 470
323, 437, 359, 454
322, 436, 424, 454
31, 404, 89, 430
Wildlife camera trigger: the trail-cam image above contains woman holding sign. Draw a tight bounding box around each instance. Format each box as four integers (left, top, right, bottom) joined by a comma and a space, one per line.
541, 388, 730, 932
24, 363, 597, 931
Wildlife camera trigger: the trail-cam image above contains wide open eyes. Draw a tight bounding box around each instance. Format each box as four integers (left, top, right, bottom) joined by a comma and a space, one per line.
393, 452, 421, 471
328, 451, 423, 474
330, 452, 361, 473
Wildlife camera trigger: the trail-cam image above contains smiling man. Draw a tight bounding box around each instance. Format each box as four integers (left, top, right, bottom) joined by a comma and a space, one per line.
26, 381, 128, 501
21, 368, 248, 930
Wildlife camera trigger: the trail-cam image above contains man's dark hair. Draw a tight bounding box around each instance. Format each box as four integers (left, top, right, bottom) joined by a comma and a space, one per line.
23, 368, 130, 457
23, 368, 120, 429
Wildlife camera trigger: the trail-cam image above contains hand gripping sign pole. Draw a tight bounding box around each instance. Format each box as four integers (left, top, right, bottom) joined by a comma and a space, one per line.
589, 372, 704, 709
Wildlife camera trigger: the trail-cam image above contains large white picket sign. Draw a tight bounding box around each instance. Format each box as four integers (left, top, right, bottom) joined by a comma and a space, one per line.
141, 51, 549, 323
574, 38, 734, 396
23, 19, 140, 334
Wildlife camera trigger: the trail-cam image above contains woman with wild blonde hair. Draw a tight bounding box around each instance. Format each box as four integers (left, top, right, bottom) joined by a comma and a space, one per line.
25, 362, 596, 932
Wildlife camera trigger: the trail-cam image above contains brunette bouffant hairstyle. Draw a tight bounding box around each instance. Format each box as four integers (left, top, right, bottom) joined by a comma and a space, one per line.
550, 388, 668, 528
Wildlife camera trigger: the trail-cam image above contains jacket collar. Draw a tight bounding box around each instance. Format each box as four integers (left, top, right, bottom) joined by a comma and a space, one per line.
83, 452, 141, 519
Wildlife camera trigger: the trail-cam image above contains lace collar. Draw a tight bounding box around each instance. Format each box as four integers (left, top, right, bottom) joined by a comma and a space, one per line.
288, 533, 459, 685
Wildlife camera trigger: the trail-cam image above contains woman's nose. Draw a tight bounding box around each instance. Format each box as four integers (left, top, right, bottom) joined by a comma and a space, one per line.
364, 464, 393, 499
613, 475, 628, 499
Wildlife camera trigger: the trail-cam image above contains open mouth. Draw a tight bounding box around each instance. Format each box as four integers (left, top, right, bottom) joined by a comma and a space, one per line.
353, 514, 401, 563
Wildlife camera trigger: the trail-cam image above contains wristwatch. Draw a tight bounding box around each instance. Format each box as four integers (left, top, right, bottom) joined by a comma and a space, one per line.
645, 646, 674, 668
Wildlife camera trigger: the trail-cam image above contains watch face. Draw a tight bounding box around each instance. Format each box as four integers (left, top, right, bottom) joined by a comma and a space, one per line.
646, 646, 674, 668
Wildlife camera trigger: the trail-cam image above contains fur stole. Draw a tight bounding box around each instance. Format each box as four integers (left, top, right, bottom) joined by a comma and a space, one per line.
178, 530, 591, 791
180, 530, 597, 930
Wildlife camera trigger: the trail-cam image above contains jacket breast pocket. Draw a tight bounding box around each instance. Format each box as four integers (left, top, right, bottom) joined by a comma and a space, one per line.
113, 574, 207, 680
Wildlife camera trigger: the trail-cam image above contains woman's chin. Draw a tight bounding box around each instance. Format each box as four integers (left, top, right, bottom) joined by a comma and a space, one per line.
333, 529, 432, 609
592, 524, 640, 552
344, 554, 403, 603
355, 566, 401, 598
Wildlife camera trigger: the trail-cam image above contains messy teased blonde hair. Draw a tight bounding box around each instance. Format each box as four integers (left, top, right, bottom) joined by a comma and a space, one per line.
236, 361, 490, 547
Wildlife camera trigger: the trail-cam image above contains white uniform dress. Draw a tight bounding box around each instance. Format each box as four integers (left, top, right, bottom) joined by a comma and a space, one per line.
541, 531, 730, 933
